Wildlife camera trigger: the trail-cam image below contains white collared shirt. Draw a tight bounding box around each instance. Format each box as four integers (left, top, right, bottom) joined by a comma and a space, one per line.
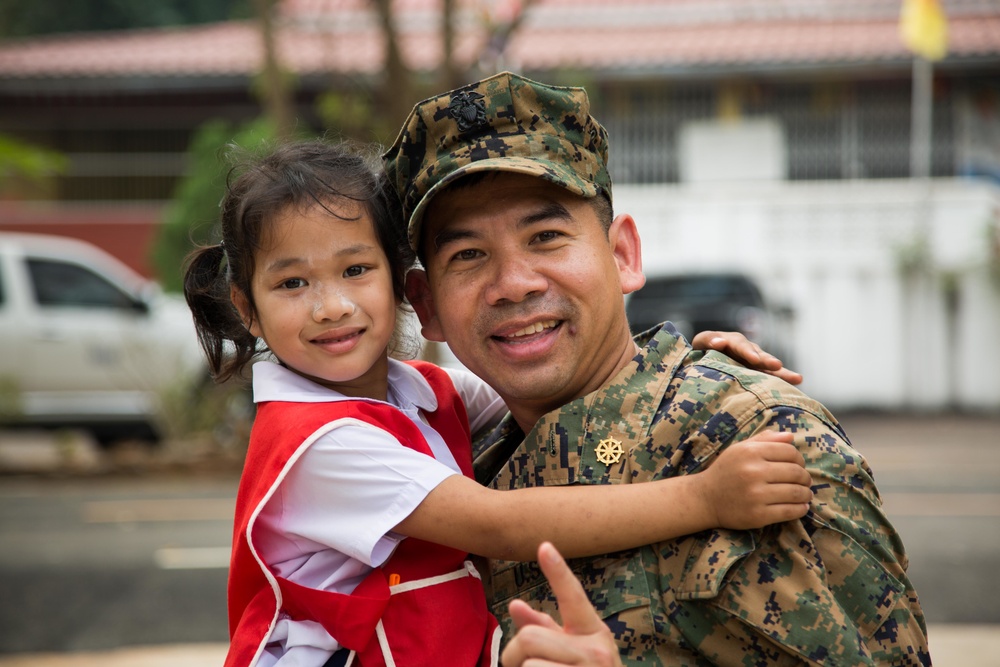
250, 359, 505, 666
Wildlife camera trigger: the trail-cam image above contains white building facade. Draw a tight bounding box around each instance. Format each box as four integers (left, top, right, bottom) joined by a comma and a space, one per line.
619, 178, 1000, 412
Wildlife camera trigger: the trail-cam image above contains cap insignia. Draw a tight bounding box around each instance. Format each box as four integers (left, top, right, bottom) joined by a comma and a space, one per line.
448, 91, 487, 132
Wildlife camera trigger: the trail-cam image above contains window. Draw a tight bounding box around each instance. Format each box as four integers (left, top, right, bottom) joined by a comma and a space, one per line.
27, 258, 135, 309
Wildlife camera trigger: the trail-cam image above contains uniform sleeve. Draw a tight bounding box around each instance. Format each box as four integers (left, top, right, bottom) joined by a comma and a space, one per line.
445, 366, 507, 434
257, 420, 459, 568
680, 405, 929, 665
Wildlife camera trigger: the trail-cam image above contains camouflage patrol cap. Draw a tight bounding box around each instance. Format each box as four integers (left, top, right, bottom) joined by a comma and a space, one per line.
383, 71, 612, 250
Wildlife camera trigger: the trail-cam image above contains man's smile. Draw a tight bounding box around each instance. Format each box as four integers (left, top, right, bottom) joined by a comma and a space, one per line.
499, 319, 561, 340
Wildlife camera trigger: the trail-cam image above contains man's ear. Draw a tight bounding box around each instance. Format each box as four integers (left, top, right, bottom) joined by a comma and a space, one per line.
230, 285, 262, 338
608, 213, 646, 295
405, 269, 446, 342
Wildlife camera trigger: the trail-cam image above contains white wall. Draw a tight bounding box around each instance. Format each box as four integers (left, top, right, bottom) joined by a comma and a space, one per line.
616, 178, 1000, 412
678, 118, 786, 183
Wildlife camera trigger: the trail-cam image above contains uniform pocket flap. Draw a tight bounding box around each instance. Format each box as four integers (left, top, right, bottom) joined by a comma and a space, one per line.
491, 549, 653, 621
675, 529, 757, 601
569, 551, 654, 619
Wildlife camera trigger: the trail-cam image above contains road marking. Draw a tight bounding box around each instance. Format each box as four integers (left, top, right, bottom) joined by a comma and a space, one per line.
882, 492, 1000, 517
154, 547, 231, 570
82, 499, 234, 523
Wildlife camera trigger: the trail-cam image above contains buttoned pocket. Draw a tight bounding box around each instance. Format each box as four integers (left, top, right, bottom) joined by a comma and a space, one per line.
493, 550, 653, 618
491, 550, 658, 655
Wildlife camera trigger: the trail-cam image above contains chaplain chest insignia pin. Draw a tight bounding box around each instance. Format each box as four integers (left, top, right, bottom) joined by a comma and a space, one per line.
595, 437, 624, 465
448, 91, 487, 132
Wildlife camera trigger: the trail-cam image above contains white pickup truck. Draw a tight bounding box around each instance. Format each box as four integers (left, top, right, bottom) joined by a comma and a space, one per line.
0, 231, 208, 440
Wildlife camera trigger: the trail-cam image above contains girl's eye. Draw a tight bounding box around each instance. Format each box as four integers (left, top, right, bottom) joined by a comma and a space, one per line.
280, 278, 306, 290
344, 265, 368, 278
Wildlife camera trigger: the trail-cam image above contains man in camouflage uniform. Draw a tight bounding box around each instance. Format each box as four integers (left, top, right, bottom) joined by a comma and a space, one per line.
384, 72, 930, 666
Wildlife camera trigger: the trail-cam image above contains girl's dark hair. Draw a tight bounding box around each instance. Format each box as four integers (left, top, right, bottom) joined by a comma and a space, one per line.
183, 139, 415, 383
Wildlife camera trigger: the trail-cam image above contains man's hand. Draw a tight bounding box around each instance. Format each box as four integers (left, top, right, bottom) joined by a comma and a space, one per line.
501, 542, 622, 667
695, 432, 813, 530
691, 330, 803, 385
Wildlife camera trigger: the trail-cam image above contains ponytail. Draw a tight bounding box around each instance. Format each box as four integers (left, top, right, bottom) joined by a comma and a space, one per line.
183, 244, 259, 382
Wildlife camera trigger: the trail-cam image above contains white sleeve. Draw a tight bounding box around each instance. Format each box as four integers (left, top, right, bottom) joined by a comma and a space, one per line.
259, 419, 459, 568
445, 367, 507, 434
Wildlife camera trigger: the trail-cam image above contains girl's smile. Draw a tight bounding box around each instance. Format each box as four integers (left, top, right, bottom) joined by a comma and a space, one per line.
310, 326, 365, 353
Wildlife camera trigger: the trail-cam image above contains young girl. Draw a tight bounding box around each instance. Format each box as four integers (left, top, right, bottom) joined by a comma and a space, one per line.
183, 140, 812, 667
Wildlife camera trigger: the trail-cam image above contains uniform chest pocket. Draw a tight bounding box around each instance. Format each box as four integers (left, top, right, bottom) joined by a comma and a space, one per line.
491, 550, 657, 652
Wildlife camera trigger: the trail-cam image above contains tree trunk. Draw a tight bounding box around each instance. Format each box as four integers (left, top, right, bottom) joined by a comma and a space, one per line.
370, 0, 412, 129
441, 0, 464, 91
253, 0, 294, 139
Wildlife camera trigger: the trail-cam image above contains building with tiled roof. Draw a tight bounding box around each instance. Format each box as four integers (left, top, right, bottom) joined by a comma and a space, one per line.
0, 0, 999, 268
2, 0, 999, 83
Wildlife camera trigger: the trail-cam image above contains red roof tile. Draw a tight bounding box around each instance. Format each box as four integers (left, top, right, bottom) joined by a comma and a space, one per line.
0, 0, 997, 81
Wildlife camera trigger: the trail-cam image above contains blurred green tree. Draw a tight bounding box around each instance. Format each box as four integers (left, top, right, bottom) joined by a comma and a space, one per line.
152, 117, 312, 293
148, 0, 543, 291
0, 133, 67, 198
152, 0, 307, 292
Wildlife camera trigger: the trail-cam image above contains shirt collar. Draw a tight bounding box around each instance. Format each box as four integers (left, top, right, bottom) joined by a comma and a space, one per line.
250, 358, 438, 413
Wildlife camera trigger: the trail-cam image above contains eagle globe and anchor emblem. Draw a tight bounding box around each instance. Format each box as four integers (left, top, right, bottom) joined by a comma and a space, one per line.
448, 91, 487, 132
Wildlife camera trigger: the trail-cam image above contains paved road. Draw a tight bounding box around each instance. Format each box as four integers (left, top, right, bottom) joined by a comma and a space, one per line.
838, 412, 1000, 626
0, 411, 998, 662
0, 475, 237, 653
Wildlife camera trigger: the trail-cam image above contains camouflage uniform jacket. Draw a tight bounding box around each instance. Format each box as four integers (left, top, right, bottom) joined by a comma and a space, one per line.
474, 324, 930, 666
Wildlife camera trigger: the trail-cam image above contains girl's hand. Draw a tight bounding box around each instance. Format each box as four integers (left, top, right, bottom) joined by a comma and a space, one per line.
502, 542, 622, 667
695, 432, 813, 530
691, 330, 803, 385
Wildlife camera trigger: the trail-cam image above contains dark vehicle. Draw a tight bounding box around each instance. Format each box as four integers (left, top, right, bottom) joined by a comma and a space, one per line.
626, 272, 791, 361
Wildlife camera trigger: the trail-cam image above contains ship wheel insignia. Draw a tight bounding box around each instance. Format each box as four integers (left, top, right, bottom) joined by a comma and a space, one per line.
595, 437, 624, 465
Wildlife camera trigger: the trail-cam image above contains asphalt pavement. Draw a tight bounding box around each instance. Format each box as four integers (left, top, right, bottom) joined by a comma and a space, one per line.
1, 410, 998, 666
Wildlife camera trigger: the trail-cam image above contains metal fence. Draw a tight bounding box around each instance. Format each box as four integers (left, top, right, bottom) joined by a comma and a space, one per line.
596, 77, 966, 184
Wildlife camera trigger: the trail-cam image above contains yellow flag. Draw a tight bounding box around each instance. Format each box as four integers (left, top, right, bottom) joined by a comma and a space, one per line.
900, 0, 949, 60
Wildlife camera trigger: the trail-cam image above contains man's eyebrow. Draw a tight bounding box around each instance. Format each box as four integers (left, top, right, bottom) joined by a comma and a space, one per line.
431, 228, 477, 253
521, 201, 573, 226
430, 201, 574, 253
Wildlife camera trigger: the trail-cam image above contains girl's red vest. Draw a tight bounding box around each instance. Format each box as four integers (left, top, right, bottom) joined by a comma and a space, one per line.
225, 361, 500, 667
